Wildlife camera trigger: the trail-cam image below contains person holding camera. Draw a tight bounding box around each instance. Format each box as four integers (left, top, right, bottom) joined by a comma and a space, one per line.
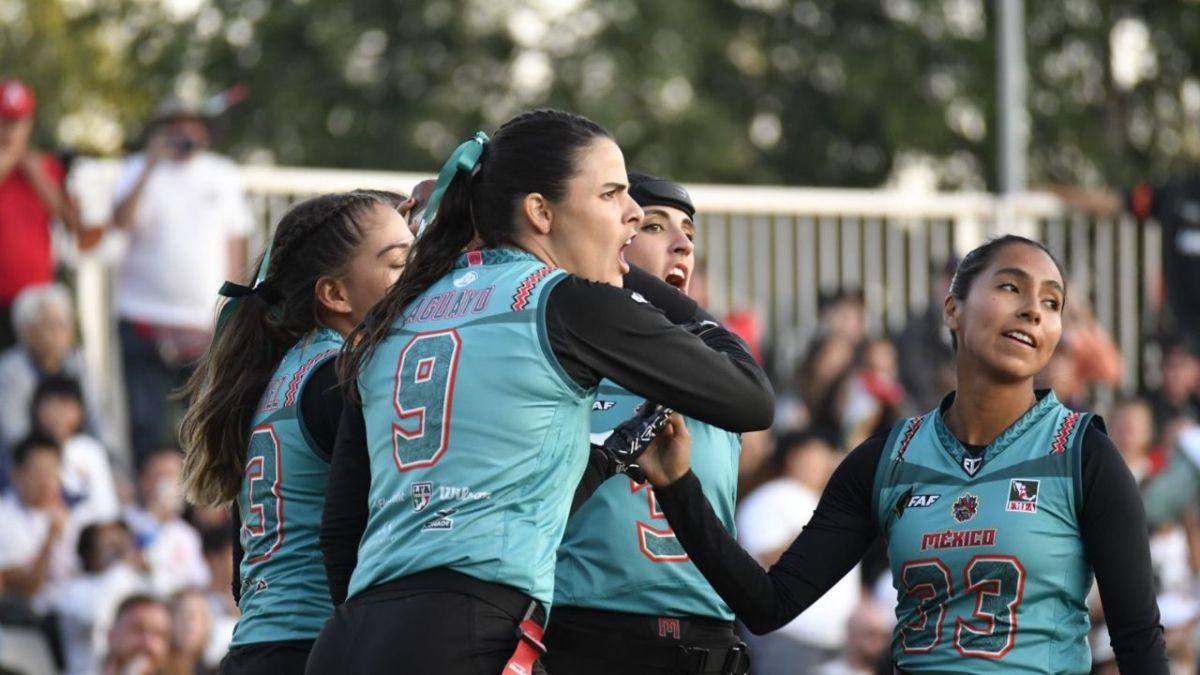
111, 98, 252, 469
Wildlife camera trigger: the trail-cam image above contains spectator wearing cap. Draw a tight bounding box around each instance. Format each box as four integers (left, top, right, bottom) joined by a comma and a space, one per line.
111, 97, 252, 467
0, 78, 83, 350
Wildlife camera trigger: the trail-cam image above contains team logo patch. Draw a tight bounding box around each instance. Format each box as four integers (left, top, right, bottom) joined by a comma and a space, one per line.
411, 482, 433, 513
1007, 479, 1040, 513
453, 271, 478, 288
961, 456, 983, 476
951, 493, 979, 523
422, 508, 458, 531
630, 291, 648, 304
593, 400, 617, 411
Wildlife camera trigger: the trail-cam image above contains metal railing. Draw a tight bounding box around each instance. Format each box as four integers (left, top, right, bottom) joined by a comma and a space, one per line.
66, 159, 1160, 453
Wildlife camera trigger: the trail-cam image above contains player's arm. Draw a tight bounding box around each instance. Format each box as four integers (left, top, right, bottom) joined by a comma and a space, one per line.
1079, 424, 1169, 674
545, 275, 773, 433
320, 398, 371, 606
646, 433, 883, 634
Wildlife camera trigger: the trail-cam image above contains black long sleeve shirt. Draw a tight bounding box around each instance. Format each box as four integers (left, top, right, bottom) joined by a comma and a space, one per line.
654, 423, 1168, 674
320, 268, 775, 605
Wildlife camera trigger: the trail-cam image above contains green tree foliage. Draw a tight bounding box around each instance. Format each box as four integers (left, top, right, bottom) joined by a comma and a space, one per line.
5, 0, 1199, 189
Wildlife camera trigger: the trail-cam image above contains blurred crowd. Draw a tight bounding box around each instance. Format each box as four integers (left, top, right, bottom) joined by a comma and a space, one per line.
3, 74, 1200, 675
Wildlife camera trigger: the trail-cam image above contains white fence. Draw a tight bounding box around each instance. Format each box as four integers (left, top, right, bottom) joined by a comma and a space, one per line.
66, 159, 1160, 454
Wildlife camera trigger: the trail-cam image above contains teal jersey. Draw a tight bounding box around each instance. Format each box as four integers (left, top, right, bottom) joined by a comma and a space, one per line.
873, 391, 1095, 674
231, 329, 342, 646
554, 381, 739, 620
350, 250, 593, 605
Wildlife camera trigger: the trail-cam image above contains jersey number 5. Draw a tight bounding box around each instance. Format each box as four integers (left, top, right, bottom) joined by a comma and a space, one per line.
242, 425, 284, 563
392, 330, 463, 471
899, 555, 1026, 658
631, 480, 689, 563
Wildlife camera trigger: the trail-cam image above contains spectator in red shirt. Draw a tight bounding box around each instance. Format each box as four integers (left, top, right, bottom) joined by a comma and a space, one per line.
0, 79, 82, 350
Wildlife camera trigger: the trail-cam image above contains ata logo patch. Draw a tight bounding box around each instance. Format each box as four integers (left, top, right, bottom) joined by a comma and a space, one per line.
411, 481, 433, 513
1006, 479, 1040, 513
951, 493, 980, 523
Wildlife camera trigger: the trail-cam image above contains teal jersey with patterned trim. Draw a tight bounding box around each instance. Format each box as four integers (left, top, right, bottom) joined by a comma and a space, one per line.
350, 250, 594, 605
872, 391, 1094, 674
554, 381, 739, 620
231, 329, 342, 646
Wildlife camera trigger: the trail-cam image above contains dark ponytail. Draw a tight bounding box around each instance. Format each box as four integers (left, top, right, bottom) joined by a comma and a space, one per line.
341, 109, 610, 388
181, 190, 389, 507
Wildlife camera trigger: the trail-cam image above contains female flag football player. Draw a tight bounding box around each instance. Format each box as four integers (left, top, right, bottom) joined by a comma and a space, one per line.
307, 109, 774, 675
638, 235, 1168, 674
545, 173, 749, 675
179, 190, 414, 673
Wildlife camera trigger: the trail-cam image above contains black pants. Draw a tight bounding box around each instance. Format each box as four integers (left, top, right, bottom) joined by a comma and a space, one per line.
220, 640, 314, 674
542, 606, 748, 675
305, 569, 547, 675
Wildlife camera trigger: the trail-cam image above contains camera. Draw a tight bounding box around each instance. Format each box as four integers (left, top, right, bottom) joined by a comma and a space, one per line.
168, 135, 196, 155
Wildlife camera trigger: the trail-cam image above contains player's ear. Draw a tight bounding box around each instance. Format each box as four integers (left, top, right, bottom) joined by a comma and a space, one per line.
944, 295, 960, 335
521, 193, 553, 236
315, 276, 352, 316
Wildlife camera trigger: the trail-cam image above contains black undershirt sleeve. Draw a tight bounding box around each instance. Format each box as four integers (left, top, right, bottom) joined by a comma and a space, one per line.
230, 501, 243, 604
1079, 424, 1168, 674
299, 359, 344, 461
321, 400, 371, 606
653, 434, 885, 634
545, 275, 773, 433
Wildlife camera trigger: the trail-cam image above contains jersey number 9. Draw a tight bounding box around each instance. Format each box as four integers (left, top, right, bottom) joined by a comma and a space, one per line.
391, 330, 463, 471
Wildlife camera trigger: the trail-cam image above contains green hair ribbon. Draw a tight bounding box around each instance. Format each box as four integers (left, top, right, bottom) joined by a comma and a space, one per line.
417, 130, 489, 237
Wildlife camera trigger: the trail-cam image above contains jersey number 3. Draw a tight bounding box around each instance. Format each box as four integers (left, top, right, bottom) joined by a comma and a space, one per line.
392, 330, 463, 471
243, 425, 284, 563
899, 555, 1026, 658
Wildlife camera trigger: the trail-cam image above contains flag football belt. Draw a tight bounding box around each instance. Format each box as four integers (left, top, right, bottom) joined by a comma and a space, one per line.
545, 621, 750, 674
502, 600, 546, 675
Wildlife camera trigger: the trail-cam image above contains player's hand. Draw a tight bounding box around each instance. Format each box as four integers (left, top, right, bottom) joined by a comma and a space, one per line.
638, 414, 691, 488
146, 131, 174, 164
600, 402, 674, 480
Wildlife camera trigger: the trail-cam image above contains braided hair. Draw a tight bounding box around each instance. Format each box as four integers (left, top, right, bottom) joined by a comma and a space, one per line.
181, 190, 390, 507
341, 109, 609, 387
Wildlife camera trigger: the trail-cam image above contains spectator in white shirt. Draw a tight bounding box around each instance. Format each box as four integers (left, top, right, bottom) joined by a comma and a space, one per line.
111, 98, 252, 469
0, 434, 78, 613
124, 450, 209, 597
735, 430, 861, 674
32, 375, 120, 526
53, 521, 150, 674
0, 283, 111, 465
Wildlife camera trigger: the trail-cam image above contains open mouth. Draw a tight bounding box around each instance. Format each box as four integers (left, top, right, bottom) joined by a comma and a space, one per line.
665, 264, 689, 291
1002, 329, 1037, 349
618, 237, 633, 274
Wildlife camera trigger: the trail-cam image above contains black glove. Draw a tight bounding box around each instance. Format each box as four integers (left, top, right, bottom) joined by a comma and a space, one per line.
598, 402, 674, 481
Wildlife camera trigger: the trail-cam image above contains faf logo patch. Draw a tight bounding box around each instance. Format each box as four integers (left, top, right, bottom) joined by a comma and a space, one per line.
1006, 479, 1040, 513
893, 488, 940, 519
592, 400, 617, 411
951, 493, 980, 523
411, 481, 433, 513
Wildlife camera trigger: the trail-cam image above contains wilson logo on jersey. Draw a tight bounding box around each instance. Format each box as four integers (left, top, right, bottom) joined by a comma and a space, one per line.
1006, 479, 1040, 513
411, 481, 433, 513
951, 493, 979, 523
